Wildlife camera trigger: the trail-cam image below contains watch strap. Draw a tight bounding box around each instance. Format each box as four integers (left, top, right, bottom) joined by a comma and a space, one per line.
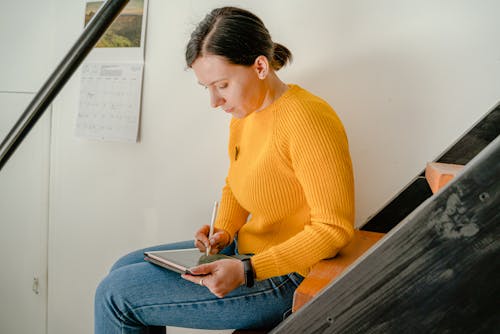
241, 258, 254, 288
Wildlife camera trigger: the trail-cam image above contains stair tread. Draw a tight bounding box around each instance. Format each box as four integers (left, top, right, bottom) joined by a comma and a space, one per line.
292, 230, 384, 312
425, 162, 464, 193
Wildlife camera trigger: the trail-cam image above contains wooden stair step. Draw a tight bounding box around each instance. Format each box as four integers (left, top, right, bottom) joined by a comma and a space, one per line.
292, 230, 384, 312
425, 162, 464, 194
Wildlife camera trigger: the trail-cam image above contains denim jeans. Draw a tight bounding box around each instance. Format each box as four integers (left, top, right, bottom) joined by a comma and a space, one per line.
94, 240, 304, 333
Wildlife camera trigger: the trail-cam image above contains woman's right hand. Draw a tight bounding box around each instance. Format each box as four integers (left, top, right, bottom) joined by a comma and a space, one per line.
194, 226, 230, 255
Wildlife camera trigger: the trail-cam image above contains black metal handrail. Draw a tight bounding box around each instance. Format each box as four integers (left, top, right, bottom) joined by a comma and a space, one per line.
0, 0, 129, 171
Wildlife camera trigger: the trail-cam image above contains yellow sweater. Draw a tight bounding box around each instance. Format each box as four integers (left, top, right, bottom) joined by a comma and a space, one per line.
215, 85, 355, 280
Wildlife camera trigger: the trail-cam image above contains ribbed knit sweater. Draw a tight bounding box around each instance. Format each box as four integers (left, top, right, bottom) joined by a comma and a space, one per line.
215, 84, 355, 280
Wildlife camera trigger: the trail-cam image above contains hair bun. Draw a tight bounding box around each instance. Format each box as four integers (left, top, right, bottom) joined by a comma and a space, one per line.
272, 43, 293, 71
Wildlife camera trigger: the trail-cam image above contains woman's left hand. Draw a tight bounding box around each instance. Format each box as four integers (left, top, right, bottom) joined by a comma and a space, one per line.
182, 259, 245, 298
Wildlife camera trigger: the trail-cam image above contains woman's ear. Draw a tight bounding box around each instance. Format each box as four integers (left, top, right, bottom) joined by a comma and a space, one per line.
253, 55, 270, 79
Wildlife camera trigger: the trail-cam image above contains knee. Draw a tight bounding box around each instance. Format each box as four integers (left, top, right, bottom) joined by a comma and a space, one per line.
94, 273, 115, 312
95, 270, 136, 330
95, 269, 128, 314
109, 251, 141, 272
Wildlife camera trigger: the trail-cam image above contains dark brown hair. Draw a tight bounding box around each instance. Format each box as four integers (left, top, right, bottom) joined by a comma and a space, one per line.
185, 7, 292, 70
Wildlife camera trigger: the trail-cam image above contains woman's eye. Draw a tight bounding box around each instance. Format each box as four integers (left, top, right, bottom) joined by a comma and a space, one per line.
218, 83, 228, 89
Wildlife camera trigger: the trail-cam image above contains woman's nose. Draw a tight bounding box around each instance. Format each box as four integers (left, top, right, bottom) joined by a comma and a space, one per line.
209, 89, 224, 108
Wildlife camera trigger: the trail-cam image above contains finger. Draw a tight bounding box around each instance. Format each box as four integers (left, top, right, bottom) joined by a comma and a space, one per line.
208, 242, 224, 254
194, 238, 207, 252
208, 231, 230, 253
181, 273, 204, 285
208, 231, 223, 245
194, 225, 211, 250
195, 225, 210, 237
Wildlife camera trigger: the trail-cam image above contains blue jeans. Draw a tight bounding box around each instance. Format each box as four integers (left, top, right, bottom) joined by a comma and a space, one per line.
94, 240, 303, 333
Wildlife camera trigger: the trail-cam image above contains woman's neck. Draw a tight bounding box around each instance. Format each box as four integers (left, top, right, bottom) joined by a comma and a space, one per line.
257, 72, 289, 112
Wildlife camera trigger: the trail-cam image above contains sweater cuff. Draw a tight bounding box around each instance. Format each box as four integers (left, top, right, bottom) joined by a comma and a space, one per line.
248, 252, 278, 280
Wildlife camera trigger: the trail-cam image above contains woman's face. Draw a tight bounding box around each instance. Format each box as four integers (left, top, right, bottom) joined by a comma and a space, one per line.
191, 55, 267, 119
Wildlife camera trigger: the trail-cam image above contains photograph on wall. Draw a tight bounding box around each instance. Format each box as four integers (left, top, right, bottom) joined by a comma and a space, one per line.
84, 0, 146, 48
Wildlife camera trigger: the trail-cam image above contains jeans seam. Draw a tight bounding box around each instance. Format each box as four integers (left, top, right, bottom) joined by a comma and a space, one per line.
123, 274, 297, 321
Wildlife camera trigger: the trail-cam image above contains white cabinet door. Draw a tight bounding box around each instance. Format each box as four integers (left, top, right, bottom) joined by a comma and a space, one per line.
0, 92, 50, 334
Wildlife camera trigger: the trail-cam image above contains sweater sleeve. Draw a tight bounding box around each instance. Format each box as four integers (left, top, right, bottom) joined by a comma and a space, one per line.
214, 180, 249, 242
251, 100, 355, 279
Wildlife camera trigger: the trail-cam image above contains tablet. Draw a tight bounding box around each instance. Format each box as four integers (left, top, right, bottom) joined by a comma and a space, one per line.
144, 248, 237, 275
144, 248, 204, 275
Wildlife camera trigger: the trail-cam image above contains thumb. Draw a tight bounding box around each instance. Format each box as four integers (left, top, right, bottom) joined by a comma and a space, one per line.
188, 263, 213, 276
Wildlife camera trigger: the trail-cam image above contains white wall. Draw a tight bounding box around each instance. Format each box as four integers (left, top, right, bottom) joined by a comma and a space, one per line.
2, 0, 499, 333
0, 1, 55, 92
0, 2, 55, 333
0, 93, 50, 334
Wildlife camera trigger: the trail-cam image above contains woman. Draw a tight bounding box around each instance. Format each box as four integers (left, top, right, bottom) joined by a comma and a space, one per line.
95, 6, 354, 333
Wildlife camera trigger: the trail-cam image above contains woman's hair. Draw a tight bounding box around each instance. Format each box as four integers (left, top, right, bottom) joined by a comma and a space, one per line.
185, 7, 292, 70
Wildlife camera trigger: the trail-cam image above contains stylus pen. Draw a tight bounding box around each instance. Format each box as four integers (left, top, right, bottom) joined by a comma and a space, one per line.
206, 201, 218, 256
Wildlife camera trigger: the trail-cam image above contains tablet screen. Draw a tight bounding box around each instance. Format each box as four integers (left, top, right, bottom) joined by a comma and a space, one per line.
147, 248, 202, 268
144, 248, 239, 274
